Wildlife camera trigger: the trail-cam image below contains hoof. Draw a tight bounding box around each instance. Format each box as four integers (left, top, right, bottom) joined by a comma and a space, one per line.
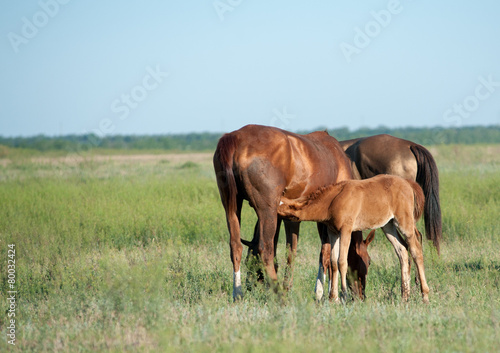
233, 287, 244, 301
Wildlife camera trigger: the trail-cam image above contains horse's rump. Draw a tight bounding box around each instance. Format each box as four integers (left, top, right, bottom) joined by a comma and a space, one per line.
214, 133, 239, 215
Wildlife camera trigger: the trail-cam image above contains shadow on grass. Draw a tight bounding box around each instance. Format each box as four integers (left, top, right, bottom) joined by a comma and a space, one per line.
452, 260, 500, 272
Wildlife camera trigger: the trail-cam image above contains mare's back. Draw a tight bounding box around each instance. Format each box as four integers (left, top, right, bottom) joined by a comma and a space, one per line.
343, 134, 418, 179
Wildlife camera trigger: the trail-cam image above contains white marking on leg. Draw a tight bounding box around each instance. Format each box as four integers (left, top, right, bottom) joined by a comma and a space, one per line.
315, 263, 324, 301
233, 270, 243, 300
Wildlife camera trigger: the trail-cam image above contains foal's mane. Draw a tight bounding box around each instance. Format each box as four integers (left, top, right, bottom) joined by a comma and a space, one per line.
293, 180, 348, 209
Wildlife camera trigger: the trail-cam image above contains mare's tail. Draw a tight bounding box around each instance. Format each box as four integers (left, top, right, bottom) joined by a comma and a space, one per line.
410, 144, 442, 255
213, 133, 239, 217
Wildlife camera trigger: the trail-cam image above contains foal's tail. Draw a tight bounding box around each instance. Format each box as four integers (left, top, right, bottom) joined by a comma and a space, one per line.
410, 144, 442, 255
213, 133, 239, 216
408, 179, 425, 223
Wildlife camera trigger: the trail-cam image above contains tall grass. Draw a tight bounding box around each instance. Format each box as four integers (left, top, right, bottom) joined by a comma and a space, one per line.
0, 146, 499, 352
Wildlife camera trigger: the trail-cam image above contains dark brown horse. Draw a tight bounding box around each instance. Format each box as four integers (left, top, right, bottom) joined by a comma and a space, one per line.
278, 174, 430, 303
341, 134, 442, 253
213, 124, 352, 300
315, 134, 441, 300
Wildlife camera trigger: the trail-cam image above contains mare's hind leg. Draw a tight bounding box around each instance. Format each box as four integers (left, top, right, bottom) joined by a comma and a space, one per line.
247, 218, 282, 285
254, 208, 281, 293
273, 218, 282, 274
244, 159, 285, 294
404, 227, 430, 303
283, 220, 300, 291
382, 221, 411, 301
227, 197, 244, 300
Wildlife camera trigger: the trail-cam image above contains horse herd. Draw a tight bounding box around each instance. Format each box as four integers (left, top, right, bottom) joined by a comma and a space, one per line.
213, 124, 442, 303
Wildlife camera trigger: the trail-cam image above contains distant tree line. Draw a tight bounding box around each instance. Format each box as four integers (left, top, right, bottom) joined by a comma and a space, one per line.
1, 125, 499, 153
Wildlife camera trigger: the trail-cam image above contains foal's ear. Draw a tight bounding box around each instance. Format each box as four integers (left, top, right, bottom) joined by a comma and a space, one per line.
364, 230, 376, 247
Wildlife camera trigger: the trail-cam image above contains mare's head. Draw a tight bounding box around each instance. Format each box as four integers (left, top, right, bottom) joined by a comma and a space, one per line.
347, 230, 375, 300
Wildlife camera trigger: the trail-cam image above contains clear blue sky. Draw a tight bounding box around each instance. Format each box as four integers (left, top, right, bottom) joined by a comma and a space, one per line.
1, 0, 499, 137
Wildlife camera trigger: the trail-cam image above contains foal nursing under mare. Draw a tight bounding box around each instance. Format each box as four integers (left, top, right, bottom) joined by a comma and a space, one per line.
214, 126, 440, 302
278, 174, 430, 303
213, 124, 352, 300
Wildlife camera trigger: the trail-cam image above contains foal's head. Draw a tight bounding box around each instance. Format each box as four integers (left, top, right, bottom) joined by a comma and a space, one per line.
348, 230, 375, 299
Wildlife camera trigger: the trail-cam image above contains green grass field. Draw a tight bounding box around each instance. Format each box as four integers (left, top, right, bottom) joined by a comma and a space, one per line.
0, 145, 499, 352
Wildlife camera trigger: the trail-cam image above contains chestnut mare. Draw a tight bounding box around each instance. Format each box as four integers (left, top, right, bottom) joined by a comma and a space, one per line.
213, 124, 352, 300
278, 174, 430, 303
315, 134, 441, 300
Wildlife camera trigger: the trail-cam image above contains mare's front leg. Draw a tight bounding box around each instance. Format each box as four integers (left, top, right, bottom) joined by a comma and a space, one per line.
283, 220, 300, 291
382, 221, 411, 301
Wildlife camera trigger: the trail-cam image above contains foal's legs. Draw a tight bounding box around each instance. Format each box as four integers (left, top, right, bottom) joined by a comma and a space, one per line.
403, 227, 430, 303
337, 228, 352, 302
328, 229, 341, 302
382, 222, 411, 301
395, 228, 420, 286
